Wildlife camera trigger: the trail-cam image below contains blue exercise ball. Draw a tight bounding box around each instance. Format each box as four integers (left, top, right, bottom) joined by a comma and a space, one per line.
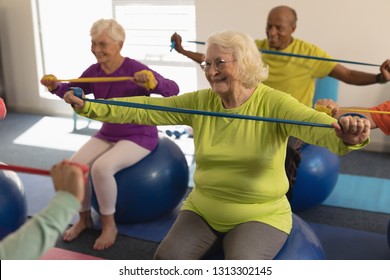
312, 76, 339, 106
205, 213, 326, 260
290, 144, 339, 212
91, 135, 189, 224
0, 167, 27, 239
274, 213, 326, 259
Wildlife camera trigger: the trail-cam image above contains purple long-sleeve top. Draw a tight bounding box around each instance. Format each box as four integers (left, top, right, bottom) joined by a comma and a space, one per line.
53, 57, 180, 150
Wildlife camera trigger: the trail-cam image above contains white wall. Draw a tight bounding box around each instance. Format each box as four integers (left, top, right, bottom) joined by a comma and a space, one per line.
1, 0, 390, 150
0, 0, 39, 112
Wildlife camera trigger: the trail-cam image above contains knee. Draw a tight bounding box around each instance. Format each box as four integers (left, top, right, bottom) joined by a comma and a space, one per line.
90, 160, 113, 181
91, 159, 104, 174
154, 240, 186, 260
154, 241, 175, 260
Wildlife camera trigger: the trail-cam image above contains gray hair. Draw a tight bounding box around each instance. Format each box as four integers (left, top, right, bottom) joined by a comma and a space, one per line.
206, 30, 268, 88
90, 19, 126, 43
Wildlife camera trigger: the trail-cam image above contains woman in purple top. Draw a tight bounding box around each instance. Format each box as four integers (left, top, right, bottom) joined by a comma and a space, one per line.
41, 18, 180, 250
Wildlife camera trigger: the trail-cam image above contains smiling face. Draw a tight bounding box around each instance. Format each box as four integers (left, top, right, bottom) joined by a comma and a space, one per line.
91, 31, 123, 64
204, 44, 239, 96
265, 6, 296, 50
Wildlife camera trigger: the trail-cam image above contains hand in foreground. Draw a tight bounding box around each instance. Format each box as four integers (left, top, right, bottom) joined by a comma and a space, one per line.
63, 88, 86, 110
50, 160, 89, 203
332, 115, 370, 145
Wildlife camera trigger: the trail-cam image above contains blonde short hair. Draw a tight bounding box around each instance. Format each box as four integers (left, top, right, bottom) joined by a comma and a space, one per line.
207, 30, 268, 88
90, 18, 126, 43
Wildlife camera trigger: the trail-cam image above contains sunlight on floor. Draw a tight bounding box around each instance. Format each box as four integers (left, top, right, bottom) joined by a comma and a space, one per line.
12, 115, 196, 186
12, 115, 194, 157
13, 116, 100, 152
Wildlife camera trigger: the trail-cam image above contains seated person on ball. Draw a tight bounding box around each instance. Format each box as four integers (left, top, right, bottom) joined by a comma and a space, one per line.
64, 30, 370, 260
40, 19, 179, 250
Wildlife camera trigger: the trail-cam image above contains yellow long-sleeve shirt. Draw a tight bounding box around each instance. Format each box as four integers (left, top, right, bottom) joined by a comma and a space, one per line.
256, 38, 337, 107
75, 84, 368, 234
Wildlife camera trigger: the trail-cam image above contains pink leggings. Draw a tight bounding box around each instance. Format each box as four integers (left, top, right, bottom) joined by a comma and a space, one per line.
154, 210, 288, 260
70, 137, 151, 215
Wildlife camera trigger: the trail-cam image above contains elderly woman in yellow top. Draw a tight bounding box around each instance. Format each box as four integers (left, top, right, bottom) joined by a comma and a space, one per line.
64, 30, 370, 259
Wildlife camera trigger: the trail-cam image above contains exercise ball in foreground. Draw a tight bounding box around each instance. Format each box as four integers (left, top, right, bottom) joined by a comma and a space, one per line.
290, 144, 339, 212
0, 167, 27, 239
92, 135, 189, 223
274, 213, 326, 259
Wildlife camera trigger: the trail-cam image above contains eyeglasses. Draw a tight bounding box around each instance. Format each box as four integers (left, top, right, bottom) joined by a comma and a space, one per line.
200, 58, 236, 71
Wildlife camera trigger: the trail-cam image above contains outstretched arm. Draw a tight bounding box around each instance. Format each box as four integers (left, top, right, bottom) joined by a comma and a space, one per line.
329, 59, 390, 85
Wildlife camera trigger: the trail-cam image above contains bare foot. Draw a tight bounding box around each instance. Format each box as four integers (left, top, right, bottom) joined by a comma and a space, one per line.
92, 214, 117, 250
63, 216, 93, 242
93, 226, 118, 250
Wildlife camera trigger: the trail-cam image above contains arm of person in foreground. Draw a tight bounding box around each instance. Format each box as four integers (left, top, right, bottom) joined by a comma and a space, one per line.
0, 161, 87, 260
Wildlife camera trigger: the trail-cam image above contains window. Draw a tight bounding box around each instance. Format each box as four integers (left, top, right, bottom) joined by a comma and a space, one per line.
112, 0, 197, 138
113, 0, 197, 93
34, 0, 112, 99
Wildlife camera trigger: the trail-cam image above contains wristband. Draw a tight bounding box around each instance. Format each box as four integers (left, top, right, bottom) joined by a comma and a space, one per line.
376, 73, 387, 84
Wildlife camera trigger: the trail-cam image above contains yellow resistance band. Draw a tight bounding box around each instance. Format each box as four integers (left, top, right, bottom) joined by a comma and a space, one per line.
57, 77, 133, 83
42, 70, 157, 90
315, 104, 390, 115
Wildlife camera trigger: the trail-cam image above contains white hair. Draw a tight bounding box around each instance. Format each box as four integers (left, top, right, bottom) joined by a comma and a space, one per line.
90, 18, 126, 43
207, 30, 269, 87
